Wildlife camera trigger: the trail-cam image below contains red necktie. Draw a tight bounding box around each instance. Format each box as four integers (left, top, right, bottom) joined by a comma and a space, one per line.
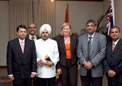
112, 42, 115, 51
21, 41, 24, 53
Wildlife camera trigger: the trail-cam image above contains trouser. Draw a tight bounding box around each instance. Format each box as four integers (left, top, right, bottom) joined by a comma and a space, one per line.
38, 77, 56, 86
33, 76, 39, 86
13, 78, 32, 86
61, 59, 78, 86
81, 70, 103, 86
107, 74, 122, 86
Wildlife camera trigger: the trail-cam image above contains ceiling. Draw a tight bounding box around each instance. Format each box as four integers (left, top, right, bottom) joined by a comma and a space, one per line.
0, 0, 104, 1
56, 0, 104, 1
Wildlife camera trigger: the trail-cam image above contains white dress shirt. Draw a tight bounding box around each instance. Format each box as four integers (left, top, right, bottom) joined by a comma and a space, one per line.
35, 38, 59, 78
113, 38, 120, 47
29, 34, 37, 40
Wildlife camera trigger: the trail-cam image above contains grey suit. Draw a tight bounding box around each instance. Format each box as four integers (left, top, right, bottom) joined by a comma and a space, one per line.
77, 32, 106, 77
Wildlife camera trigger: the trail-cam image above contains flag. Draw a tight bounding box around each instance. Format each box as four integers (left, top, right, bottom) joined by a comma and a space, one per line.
106, 0, 115, 35
65, 4, 69, 23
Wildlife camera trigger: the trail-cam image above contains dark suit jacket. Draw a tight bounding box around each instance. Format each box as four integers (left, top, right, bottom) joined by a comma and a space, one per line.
54, 33, 78, 68
7, 38, 37, 79
104, 39, 122, 75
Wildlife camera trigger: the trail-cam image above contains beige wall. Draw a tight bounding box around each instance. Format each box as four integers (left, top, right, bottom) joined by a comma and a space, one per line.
55, 1, 104, 35
0, 1, 9, 66
115, 0, 122, 36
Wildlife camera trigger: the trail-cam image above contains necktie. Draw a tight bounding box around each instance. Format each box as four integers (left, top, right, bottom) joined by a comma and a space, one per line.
88, 37, 92, 60
112, 42, 115, 51
21, 41, 24, 53
31, 36, 35, 40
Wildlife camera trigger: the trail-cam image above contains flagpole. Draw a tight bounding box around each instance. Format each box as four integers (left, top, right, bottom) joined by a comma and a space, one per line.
106, 0, 115, 35
111, 0, 115, 25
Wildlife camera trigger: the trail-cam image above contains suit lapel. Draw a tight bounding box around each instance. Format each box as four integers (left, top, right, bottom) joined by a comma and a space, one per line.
112, 39, 121, 53
24, 38, 29, 55
70, 35, 74, 55
109, 41, 114, 54
15, 38, 24, 57
90, 33, 98, 57
60, 36, 66, 53
83, 34, 89, 57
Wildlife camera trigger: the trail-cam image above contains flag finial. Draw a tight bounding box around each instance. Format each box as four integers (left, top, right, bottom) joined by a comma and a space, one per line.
65, 3, 69, 23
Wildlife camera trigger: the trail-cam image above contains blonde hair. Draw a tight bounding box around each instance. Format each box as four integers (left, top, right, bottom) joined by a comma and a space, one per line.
60, 23, 72, 36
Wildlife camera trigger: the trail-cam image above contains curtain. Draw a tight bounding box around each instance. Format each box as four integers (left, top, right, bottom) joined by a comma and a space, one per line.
9, 0, 55, 39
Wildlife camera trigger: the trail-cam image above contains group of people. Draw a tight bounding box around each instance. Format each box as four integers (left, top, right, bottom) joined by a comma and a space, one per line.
6, 19, 122, 86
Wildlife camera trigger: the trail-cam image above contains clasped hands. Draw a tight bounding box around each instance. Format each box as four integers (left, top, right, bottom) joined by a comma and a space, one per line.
83, 61, 93, 70
107, 70, 116, 77
38, 60, 54, 67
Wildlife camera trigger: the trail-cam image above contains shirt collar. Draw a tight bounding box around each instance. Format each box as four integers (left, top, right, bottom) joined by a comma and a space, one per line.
19, 38, 25, 43
113, 38, 120, 46
41, 38, 49, 42
29, 34, 37, 40
88, 32, 95, 39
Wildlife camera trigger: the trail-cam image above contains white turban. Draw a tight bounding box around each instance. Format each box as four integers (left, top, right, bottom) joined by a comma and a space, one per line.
39, 24, 51, 35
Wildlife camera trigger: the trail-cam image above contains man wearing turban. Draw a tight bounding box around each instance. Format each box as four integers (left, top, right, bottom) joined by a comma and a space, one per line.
35, 24, 59, 86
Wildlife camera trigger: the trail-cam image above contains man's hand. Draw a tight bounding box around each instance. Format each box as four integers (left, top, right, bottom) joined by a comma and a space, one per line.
44, 61, 54, 66
38, 60, 44, 66
84, 61, 93, 70
8, 75, 14, 80
30, 73, 36, 78
86, 61, 93, 69
108, 70, 116, 77
78, 64, 80, 70
83, 62, 88, 68
57, 68, 62, 75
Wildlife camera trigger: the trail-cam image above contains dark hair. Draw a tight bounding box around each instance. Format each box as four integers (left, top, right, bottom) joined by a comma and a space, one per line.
110, 26, 120, 32
86, 19, 97, 26
16, 24, 27, 32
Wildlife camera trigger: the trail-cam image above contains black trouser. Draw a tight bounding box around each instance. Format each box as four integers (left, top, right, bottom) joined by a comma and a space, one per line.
61, 59, 78, 86
33, 76, 39, 86
13, 78, 32, 86
107, 74, 122, 86
38, 77, 56, 86
81, 70, 103, 86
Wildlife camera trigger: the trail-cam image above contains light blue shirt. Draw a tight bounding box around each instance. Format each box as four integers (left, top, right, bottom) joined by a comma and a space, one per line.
88, 32, 95, 44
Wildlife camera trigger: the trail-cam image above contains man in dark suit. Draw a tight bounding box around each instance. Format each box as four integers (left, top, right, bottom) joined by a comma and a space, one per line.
27, 24, 40, 40
7, 24, 37, 86
104, 26, 122, 86
77, 19, 106, 86
26, 23, 40, 86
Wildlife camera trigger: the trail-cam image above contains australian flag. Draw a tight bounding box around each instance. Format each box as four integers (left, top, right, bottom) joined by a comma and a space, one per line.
106, 0, 115, 35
